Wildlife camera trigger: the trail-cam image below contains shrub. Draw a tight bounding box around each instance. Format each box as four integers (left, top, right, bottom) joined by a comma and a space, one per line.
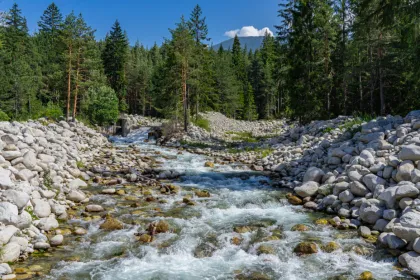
0, 110, 10, 121
87, 86, 119, 126
42, 102, 63, 120
192, 117, 210, 132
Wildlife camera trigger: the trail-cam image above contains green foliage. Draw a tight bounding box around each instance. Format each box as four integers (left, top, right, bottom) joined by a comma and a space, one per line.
37, 102, 63, 119
226, 131, 258, 143
192, 117, 210, 131
87, 86, 119, 125
179, 140, 211, 148
0, 110, 10, 121
76, 160, 85, 168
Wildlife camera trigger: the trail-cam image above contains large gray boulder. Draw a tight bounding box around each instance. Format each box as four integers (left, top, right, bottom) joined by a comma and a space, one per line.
378, 186, 398, 209
362, 174, 386, 191
66, 190, 86, 202
396, 161, 415, 182
0, 242, 20, 263
349, 181, 369, 197
399, 251, 420, 275
399, 145, 420, 161
393, 208, 420, 241
3, 190, 30, 209
0, 225, 18, 245
0, 168, 12, 188
395, 182, 419, 200
32, 198, 51, 218
303, 167, 325, 183
359, 199, 384, 224
0, 202, 19, 225
294, 181, 319, 197
22, 150, 37, 170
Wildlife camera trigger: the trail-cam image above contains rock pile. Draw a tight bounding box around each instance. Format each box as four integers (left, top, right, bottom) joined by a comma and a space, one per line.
270, 111, 420, 275
0, 119, 107, 278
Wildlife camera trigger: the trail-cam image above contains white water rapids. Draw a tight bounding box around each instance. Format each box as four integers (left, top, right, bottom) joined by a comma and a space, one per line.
44, 128, 409, 280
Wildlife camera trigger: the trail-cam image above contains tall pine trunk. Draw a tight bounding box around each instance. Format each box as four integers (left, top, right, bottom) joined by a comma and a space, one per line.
72, 47, 81, 121
66, 46, 72, 122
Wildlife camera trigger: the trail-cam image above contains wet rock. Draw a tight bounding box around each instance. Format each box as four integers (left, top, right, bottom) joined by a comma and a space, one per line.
34, 242, 50, 250
321, 241, 340, 253
101, 188, 116, 194
49, 234, 63, 246
358, 226, 371, 238
234, 226, 252, 233
398, 251, 420, 275
293, 242, 318, 255
194, 190, 210, 198
358, 271, 373, 280
100, 216, 123, 230
231, 236, 242, 245
257, 244, 275, 255
295, 181, 319, 197
85, 205, 104, 212
303, 167, 325, 183
73, 227, 87, 235
66, 190, 86, 203
137, 234, 152, 243
286, 194, 303, 205
148, 220, 169, 234
315, 219, 329, 225
291, 224, 309, 232
204, 161, 214, 168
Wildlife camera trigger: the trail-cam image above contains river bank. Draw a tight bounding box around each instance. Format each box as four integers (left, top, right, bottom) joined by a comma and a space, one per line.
0, 113, 419, 279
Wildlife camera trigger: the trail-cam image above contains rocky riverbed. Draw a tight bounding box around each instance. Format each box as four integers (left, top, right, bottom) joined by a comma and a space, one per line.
0, 111, 420, 279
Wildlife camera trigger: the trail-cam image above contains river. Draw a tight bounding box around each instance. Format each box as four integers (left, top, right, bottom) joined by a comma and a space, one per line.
21, 128, 411, 280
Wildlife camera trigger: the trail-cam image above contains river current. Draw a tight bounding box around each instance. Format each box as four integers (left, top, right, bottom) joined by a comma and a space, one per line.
31, 128, 410, 279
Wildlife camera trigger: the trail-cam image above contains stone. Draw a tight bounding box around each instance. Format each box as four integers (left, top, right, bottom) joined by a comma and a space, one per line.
378, 186, 398, 209
359, 199, 384, 224
66, 190, 86, 203
99, 216, 123, 230
2, 151, 21, 160
9, 236, 28, 251
0, 263, 12, 275
399, 251, 420, 275
393, 209, 420, 241
137, 234, 152, 243
399, 145, 420, 161
395, 183, 419, 199
0, 135, 17, 145
399, 197, 413, 209
0, 225, 18, 245
413, 238, 420, 254
36, 215, 59, 231
0, 242, 20, 262
49, 235, 63, 246
16, 169, 35, 181
291, 224, 309, 232
0, 168, 12, 188
73, 227, 87, 235
257, 245, 275, 255
38, 154, 55, 163
396, 161, 415, 182
85, 205, 104, 212
383, 209, 397, 220
32, 199, 51, 218
34, 242, 50, 250
287, 194, 302, 205
22, 151, 37, 170
362, 174, 386, 192
339, 190, 354, 203
358, 226, 371, 238
68, 178, 87, 189
303, 167, 324, 183
294, 181, 319, 197
321, 241, 340, 253
0, 202, 19, 225
349, 181, 369, 197
358, 271, 374, 280
293, 242, 318, 255
359, 132, 384, 144
3, 190, 30, 210
101, 188, 116, 194
204, 161, 214, 168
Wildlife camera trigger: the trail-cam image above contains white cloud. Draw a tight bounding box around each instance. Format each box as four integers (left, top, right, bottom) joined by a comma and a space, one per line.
224, 26, 273, 38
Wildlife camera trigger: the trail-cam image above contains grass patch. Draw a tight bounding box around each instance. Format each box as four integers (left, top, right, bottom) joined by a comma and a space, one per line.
228, 146, 273, 157
25, 206, 39, 220
43, 171, 53, 190
225, 131, 258, 143
192, 117, 210, 132
76, 160, 85, 169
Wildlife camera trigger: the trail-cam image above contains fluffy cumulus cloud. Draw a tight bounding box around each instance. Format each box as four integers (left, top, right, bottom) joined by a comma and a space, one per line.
224, 26, 273, 38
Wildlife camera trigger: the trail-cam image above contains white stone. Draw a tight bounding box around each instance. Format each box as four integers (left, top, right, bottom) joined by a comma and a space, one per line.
0, 242, 20, 262
68, 178, 87, 189
3, 190, 30, 209
0, 202, 19, 225
32, 198, 51, 218
294, 181, 319, 197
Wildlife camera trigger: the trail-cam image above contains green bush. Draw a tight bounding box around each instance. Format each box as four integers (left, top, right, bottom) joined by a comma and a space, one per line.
0, 110, 10, 121
87, 86, 119, 126
192, 117, 210, 131
42, 102, 63, 120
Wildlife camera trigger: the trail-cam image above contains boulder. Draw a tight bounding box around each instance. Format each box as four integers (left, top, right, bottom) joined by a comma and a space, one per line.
413, 238, 420, 254
399, 251, 420, 275
3, 190, 30, 209
0, 168, 12, 188
294, 181, 319, 197
0, 202, 19, 225
399, 145, 420, 161
68, 178, 87, 189
349, 181, 369, 197
38, 154, 55, 163
303, 167, 325, 183
22, 150, 37, 170
339, 190, 354, 203
393, 209, 420, 241
395, 183, 419, 200
0, 225, 18, 245
66, 190, 86, 202
359, 199, 384, 224
49, 234, 64, 246
396, 161, 415, 182
85, 205, 104, 212
36, 215, 59, 231
293, 242, 318, 254
0, 242, 20, 262
362, 174, 386, 192
32, 198, 51, 218
378, 186, 398, 209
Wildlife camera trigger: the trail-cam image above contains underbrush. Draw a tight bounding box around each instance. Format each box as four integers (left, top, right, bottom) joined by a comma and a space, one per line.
228, 146, 273, 157
192, 117, 210, 132
226, 131, 258, 143
179, 140, 212, 148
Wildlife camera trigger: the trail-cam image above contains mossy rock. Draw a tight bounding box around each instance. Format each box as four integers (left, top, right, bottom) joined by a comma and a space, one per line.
364, 235, 378, 243
100, 216, 124, 230
149, 220, 170, 233
358, 271, 374, 280
286, 193, 303, 205
195, 190, 211, 198
116, 189, 125, 195
294, 242, 318, 255
257, 245, 275, 255
321, 241, 340, 253
291, 224, 309, 232
204, 161, 215, 168
234, 226, 253, 233
235, 271, 271, 280
14, 267, 29, 274
137, 233, 152, 243
125, 196, 138, 201
231, 236, 242, 245
315, 218, 329, 225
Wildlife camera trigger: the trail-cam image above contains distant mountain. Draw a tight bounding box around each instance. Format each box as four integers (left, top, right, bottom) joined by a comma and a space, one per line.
212, 36, 265, 52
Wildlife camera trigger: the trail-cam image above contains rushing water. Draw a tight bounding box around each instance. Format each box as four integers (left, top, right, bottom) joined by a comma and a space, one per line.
29, 129, 412, 279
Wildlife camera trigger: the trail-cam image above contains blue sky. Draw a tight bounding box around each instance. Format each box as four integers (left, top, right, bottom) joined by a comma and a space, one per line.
0, 0, 280, 48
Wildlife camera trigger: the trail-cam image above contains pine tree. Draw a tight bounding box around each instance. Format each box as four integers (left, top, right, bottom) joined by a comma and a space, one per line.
187, 4, 209, 44
102, 20, 129, 112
